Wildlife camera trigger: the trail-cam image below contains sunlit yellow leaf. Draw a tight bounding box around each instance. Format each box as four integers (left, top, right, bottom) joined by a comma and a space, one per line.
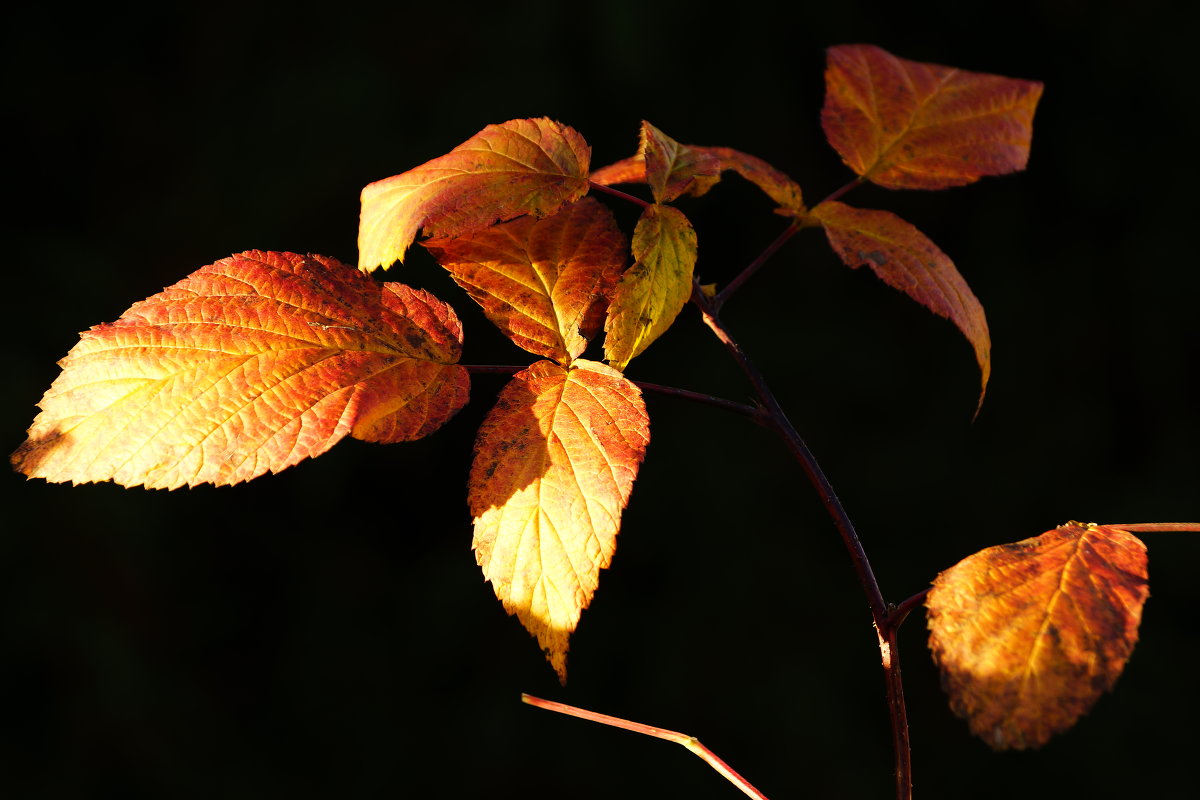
470, 359, 649, 681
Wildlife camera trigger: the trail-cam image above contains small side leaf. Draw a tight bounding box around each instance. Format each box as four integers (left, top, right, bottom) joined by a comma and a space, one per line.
423, 198, 626, 364
639, 121, 721, 203
926, 522, 1150, 750
358, 118, 591, 271
470, 359, 650, 682
592, 143, 804, 215
603, 204, 698, 371
811, 200, 990, 407
13, 251, 469, 489
822, 44, 1043, 189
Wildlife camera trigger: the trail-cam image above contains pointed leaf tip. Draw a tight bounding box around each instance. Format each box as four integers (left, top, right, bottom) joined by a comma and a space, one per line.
13, 250, 469, 489
822, 44, 1043, 189
358, 118, 591, 271
926, 522, 1148, 749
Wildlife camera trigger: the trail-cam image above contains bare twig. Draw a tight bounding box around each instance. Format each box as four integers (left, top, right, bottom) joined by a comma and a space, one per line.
522, 694, 771, 800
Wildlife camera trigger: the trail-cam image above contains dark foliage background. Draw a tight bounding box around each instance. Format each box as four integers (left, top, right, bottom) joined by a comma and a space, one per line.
4, 1, 1197, 797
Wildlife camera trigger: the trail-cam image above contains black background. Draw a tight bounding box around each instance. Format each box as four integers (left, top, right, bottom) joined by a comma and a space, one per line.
5, 1, 1198, 798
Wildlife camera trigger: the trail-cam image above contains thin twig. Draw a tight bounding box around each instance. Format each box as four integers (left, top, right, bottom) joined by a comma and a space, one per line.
589, 181, 651, 208
635, 381, 767, 423
713, 221, 802, 312
1106, 522, 1200, 533
816, 176, 865, 206
522, 694, 771, 800
462, 364, 523, 375
888, 588, 932, 630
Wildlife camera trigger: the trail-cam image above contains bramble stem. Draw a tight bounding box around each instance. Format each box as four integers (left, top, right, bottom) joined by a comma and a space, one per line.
589, 180, 650, 208
690, 279, 912, 800
522, 694, 771, 800
1107, 522, 1200, 533
713, 221, 802, 312
817, 176, 865, 206
888, 588, 932, 630
633, 381, 767, 423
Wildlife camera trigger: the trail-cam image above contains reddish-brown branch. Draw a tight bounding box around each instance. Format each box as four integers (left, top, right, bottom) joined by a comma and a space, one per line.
589, 180, 650, 208
522, 694, 771, 800
713, 221, 802, 312
1107, 522, 1200, 533
888, 588, 932, 630
690, 288, 910, 797
690, 278, 911, 800
817, 176, 865, 206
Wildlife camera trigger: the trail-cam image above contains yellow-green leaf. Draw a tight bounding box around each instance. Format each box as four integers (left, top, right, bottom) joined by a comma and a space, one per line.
603, 204, 698, 371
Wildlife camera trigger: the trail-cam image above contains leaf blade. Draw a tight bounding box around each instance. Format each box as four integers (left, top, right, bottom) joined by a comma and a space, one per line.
822, 44, 1043, 189
469, 359, 650, 681
639, 121, 721, 203
591, 143, 804, 214
925, 522, 1149, 750
358, 118, 591, 271
13, 251, 469, 489
423, 198, 626, 363
811, 200, 990, 406
603, 204, 698, 371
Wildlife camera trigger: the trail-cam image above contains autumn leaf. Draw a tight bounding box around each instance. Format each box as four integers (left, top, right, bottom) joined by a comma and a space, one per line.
423, 198, 626, 364
639, 121, 721, 203
700, 146, 805, 213
810, 200, 990, 406
592, 138, 804, 215
603, 204, 698, 371
822, 44, 1043, 189
12, 251, 469, 489
358, 118, 591, 271
469, 359, 650, 681
925, 522, 1149, 750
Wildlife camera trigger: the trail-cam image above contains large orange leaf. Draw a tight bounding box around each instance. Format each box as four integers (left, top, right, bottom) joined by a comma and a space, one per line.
822, 44, 1043, 189
592, 139, 804, 215
470, 359, 649, 681
423, 198, 626, 364
358, 118, 591, 271
926, 522, 1150, 750
603, 204, 698, 371
12, 251, 469, 489
811, 200, 990, 405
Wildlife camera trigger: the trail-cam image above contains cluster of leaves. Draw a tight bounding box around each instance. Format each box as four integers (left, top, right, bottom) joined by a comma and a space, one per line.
12, 44, 1188, 764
